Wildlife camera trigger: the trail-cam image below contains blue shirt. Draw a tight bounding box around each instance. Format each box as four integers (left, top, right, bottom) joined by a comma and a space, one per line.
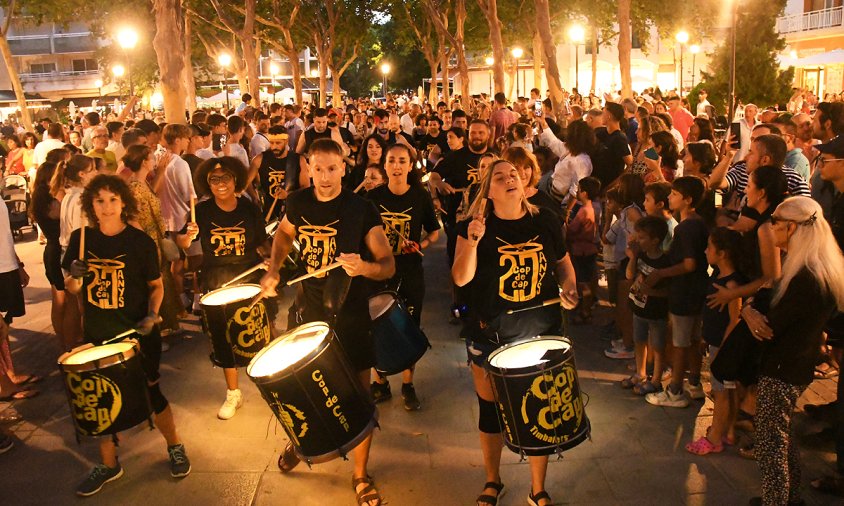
785, 148, 810, 182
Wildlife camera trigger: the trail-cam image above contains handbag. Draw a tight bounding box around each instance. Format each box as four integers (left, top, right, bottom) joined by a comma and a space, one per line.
710, 289, 771, 386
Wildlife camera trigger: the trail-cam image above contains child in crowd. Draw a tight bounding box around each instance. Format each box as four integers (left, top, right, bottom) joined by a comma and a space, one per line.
567, 177, 602, 323
622, 216, 671, 395
601, 188, 624, 312
643, 182, 677, 251
686, 227, 745, 454
643, 176, 709, 408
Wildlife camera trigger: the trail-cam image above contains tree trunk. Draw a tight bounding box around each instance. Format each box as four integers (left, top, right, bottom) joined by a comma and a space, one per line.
455, 0, 469, 105
152, 0, 187, 124
532, 31, 542, 92
183, 12, 196, 116
236, 71, 248, 96
428, 60, 438, 104
0, 33, 32, 131
285, 44, 302, 105
507, 61, 516, 101
240, 0, 260, 107
332, 72, 342, 108
477, 0, 505, 94
440, 43, 450, 104
591, 28, 598, 93
617, 0, 632, 99
318, 55, 328, 107
534, 0, 564, 118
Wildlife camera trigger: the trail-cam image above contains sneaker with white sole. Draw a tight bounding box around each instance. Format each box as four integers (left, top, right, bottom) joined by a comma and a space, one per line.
0, 434, 13, 455
217, 389, 243, 420
604, 346, 635, 359
685, 380, 705, 400
76, 462, 124, 497
168, 444, 191, 478
646, 387, 689, 408
610, 338, 624, 350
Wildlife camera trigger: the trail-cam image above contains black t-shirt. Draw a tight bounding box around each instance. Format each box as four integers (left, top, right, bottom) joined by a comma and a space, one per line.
457, 207, 567, 343
258, 150, 290, 219
628, 252, 672, 320
184, 197, 266, 284
529, 189, 563, 221
593, 127, 630, 189
702, 270, 747, 346
420, 133, 449, 154
285, 187, 383, 319
667, 216, 710, 315
366, 184, 440, 269
433, 147, 485, 221
62, 226, 160, 344
182, 153, 203, 176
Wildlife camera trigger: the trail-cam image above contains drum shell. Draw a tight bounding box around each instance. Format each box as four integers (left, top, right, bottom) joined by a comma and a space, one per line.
200, 285, 272, 368
485, 336, 590, 456
248, 329, 377, 463
58, 341, 152, 438
369, 292, 430, 376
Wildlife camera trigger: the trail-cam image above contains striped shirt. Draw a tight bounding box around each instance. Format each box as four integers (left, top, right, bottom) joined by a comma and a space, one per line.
723, 161, 811, 208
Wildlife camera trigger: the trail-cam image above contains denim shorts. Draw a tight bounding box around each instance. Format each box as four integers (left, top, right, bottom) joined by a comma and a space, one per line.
670, 313, 702, 348
632, 315, 667, 350
708, 345, 736, 391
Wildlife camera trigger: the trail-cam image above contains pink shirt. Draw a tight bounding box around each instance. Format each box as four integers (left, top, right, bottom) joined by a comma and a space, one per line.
669, 107, 695, 141
489, 107, 515, 142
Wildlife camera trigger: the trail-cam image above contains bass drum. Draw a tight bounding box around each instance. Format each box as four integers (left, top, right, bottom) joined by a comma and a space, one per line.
200, 284, 272, 368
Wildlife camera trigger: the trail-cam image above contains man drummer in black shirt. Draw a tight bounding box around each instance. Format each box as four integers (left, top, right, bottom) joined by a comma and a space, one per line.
247, 125, 291, 221
260, 138, 394, 506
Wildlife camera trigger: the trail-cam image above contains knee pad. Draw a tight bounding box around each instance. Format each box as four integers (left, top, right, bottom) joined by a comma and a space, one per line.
477, 395, 501, 434
148, 383, 169, 414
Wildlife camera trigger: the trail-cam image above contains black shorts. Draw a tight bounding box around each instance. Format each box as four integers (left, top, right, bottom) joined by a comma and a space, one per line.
0, 269, 25, 321
44, 240, 65, 290
139, 327, 162, 383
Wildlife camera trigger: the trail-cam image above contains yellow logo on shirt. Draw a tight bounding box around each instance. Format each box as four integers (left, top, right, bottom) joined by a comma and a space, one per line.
299, 219, 338, 277
497, 236, 546, 302
268, 171, 286, 197
380, 205, 412, 255
87, 256, 126, 309
210, 221, 246, 256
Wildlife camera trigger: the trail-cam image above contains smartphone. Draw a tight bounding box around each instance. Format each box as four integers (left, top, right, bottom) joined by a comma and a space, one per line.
534, 101, 542, 117
644, 147, 659, 160
730, 122, 741, 149
328, 121, 337, 128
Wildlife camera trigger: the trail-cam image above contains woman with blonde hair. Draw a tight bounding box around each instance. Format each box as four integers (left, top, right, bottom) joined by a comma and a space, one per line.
502, 146, 560, 217
453, 159, 578, 506
741, 196, 844, 506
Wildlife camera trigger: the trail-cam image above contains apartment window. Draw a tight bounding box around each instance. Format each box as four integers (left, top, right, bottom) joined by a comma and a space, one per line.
72, 59, 97, 72
632, 31, 642, 50
29, 63, 56, 74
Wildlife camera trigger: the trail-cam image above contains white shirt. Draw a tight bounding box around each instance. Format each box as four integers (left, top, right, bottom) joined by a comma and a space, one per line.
225, 143, 249, 170
696, 99, 711, 117
59, 186, 84, 253
734, 117, 757, 162
538, 128, 569, 159
400, 113, 415, 136
250, 132, 270, 159
0, 199, 19, 272
106, 140, 125, 163
157, 155, 196, 232
671, 128, 685, 151
195, 148, 214, 160
551, 153, 593, 202
32, 138, 65, 168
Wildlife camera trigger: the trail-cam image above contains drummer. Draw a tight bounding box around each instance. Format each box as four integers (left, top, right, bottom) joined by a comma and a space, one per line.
176, 156, 271, 421
366, 144, 441, 410
62, 174, 190, 497
452, 160, 578, 506
247, 125, 290, 221
260, 138, 394, 506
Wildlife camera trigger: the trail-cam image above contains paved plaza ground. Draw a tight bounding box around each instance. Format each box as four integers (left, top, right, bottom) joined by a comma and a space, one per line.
1, 232, 841, 505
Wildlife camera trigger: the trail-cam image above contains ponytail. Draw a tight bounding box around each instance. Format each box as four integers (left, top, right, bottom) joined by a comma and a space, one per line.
50, 160, 68, 198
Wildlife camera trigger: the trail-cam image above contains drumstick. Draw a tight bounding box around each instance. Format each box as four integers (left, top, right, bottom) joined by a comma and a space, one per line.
384, 221, 424, 257
222, 263, 268, 288
78, 213, 86, 261
471, 198, 487, 242
190, 196, 196, 223
353, 180, 367, 193
286, 261, 343, 286
265, 196, 279, 222
247, 293, 264, 312
505, 298, 561, 315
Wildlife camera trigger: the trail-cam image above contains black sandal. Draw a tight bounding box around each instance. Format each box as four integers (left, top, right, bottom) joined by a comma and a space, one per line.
477, 481, 505, 506
277, 442, 300, 473
528, 490, 552, 506
352, 475, 382, 506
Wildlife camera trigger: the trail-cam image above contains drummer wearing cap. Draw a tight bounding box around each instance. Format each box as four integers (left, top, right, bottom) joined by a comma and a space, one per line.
176, 156, 272, 421
247, 125, 291, 221
63, 174, 190, 497
260, 138, 394, 506
452, 159, 578, 506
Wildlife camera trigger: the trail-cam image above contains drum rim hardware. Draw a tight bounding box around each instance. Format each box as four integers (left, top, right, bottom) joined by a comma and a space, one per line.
58, 340, 139, 372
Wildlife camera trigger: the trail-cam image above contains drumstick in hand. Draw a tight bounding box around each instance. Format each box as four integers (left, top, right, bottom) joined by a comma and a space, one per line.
385, 221, 424, 257
265, 196, 279, 222
78, 213, 86, 261
286, 261, 343, 285
505, 298, 562, 315
353, 180, 367, 193
222, 263, 268, 288
190, 196, 196, 223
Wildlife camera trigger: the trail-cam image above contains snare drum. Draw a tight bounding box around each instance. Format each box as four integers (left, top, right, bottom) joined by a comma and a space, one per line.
58, 340, 152, 438
200, 284, 272, 368
247, 322, 377, 464
369, 292, 430, 375
485, 336, 590, 456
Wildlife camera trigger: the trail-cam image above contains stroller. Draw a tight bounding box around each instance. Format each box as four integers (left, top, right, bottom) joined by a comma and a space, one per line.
2, 174, 31, 239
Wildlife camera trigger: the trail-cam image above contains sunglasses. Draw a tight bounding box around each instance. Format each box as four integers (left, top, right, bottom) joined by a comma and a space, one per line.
208, 173, 234, 185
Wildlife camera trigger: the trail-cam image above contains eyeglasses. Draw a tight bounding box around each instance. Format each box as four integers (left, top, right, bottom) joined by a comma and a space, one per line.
816, 157, 844, 168
93, 134, 108, 138
208, 173, 234, 185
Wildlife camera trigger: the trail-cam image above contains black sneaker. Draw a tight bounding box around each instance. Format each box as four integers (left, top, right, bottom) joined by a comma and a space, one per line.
401, 383, 421, 411
370, 381, 392, 403
76, 463, 124, 497
168, 444, 191, 478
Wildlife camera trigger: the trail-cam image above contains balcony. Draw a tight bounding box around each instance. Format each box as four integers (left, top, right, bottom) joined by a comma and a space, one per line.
777, 6, 843, 34
6, 31, 97, 56
19, 69, 100, 81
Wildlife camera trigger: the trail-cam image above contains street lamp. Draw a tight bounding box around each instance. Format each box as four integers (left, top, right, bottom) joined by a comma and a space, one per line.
380, 62, 391, 97
218, 53, 232, 111
485, 56, 494, 97
676, 30, 689, 96
689, 44, 700, 89
116, 28, 137, 112
511, 47, 523, 99
568, 24, 586, 91
270, 62, 279, 104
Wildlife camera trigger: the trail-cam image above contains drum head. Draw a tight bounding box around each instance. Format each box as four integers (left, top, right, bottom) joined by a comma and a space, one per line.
368, 293, 396, 320
61, 341, 136, 366
248, 322, 330, 378
488, 336, 570, 370
201, 284, 262, 306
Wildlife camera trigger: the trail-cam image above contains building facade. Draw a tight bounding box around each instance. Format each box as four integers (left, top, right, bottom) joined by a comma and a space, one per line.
777, 0, 844, 97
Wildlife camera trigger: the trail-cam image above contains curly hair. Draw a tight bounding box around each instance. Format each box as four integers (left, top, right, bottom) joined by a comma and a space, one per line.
194, 156, 249, 197
81, 174, 138, 226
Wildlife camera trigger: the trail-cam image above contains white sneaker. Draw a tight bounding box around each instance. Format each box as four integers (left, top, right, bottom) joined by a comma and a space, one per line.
685, 379, 705, 400
217, 389, 243, 420
645, 387, 689, 408
610, 338, 624, 350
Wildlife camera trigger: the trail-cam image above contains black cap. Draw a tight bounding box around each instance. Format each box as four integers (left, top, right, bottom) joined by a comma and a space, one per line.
816, 135, 844, 158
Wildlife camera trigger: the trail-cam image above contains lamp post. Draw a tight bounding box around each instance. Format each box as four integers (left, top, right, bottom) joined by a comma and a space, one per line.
218, 53, 232, 111
484, 56, 494, 97
270, 62, 279, 104
676, 30, 689, 97
511, 47, 523, 99
568, 24, 586, 91
116, 28, 137, 112
380, 62, 391, 98
94, 78, 103, 101
112, 64, 125, 109
689, 44, 700, 89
